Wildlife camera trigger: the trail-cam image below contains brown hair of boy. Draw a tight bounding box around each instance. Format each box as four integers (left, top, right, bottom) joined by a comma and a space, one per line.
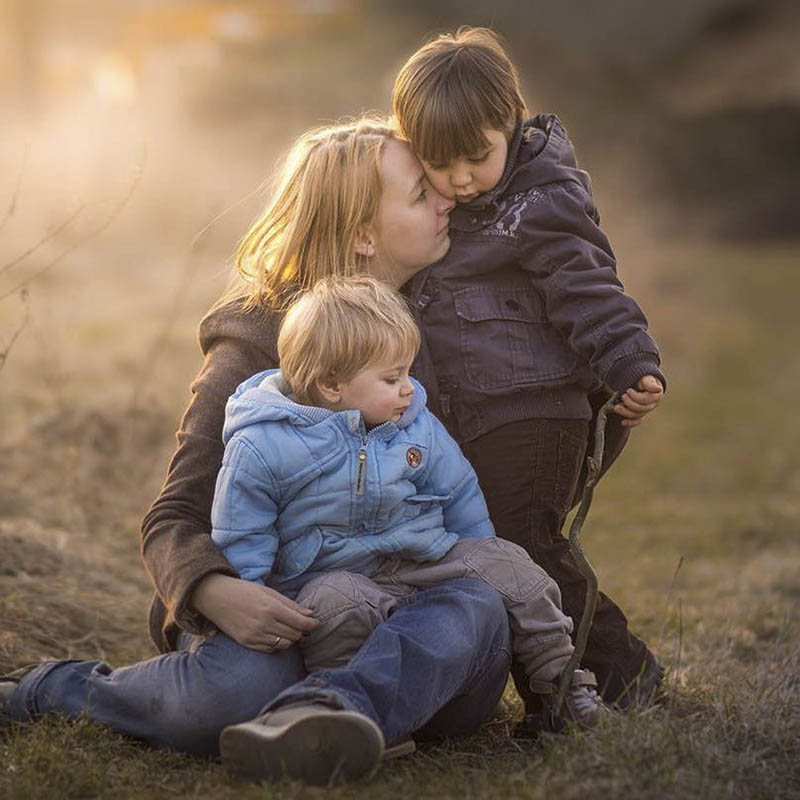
392, 27, 527, 166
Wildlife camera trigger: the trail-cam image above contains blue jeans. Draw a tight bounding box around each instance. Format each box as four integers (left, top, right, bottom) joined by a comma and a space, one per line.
8, 578, 511, 754
263, 578, 512, 744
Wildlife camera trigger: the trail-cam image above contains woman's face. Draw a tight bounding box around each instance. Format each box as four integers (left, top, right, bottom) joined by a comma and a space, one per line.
370, 139, 455, 287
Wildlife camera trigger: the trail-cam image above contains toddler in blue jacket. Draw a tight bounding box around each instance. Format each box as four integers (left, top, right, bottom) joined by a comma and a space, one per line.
211, 275, 601, 728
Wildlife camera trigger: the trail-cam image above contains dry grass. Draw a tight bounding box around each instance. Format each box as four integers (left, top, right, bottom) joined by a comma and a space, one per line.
2, 233, 799, 798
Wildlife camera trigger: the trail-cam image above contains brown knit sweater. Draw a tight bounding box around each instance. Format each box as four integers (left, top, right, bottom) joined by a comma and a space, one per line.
140, 300, 284, 652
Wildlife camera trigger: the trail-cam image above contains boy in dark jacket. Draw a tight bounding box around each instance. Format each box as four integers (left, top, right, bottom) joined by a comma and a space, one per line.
392, 27, 665, 711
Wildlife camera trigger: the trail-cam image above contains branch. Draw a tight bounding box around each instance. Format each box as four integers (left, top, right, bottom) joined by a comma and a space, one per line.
0, 288, 31, 376
126, 240, 202, 411
0, 153, 145, 303
0, 142, 29, 236
126, 191, 252, 411
0, 202, 87, 276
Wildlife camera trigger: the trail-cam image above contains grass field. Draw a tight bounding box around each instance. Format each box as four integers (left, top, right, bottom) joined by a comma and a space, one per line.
2, 9, 799, 799
2, 230, 798, 800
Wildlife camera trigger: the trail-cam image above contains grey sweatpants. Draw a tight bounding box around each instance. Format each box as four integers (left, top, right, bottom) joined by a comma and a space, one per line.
296, 537, 575, 683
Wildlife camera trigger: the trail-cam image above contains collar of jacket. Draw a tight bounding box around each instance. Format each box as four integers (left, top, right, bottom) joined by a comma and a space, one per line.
222, 369, 429, 444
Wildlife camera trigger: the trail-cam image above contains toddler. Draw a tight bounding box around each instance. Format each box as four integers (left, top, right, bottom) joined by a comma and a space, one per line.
211, 275, 602, 728
392, 27, 666, 709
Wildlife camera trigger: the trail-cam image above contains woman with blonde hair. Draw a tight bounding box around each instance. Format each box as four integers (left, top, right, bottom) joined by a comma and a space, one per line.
1, 118, 511, 784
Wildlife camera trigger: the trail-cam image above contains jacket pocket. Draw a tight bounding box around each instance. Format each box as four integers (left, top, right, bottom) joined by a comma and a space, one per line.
454, 286, 577, 390
273, 528, 323, 580
402, 492, 452, 520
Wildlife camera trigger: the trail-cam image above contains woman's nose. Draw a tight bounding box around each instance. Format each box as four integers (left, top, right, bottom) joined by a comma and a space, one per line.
439, 195, 455, 214
431, 185, 455, 214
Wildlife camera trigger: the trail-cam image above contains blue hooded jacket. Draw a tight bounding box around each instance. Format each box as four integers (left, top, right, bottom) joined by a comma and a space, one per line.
210, 370, 495, 596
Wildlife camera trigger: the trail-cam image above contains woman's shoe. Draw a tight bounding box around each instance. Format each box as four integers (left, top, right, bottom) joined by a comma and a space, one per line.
0, 666, 35, 729
219, 702, 384, 785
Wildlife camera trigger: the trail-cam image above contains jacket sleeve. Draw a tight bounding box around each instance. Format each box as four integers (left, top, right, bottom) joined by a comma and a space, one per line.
210, 435, 280, 583
140, 308, 279, 638
422, 413, 495, 540
520, 180, 665, 392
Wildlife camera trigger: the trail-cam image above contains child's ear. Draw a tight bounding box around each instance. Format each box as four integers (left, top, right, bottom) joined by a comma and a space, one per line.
353, 228, 377, 258
315, 376, 342, 405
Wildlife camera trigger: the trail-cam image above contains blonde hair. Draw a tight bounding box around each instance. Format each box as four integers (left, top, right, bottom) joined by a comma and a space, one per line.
278, 275, 420, 405
392, 27, 526, 165
233, 116, 396, 310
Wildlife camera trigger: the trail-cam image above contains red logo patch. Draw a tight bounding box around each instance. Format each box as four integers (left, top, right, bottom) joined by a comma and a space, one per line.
406, 447, 422, 468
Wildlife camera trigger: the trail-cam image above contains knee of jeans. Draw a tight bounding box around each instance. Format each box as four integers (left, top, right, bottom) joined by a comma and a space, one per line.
439, 577, 511, 646
296, 572, 362, 623
418, 637, 511, 740
463, 538, 550, 602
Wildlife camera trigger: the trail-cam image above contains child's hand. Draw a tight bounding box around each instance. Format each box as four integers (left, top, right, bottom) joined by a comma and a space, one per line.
613, 375, 664, 428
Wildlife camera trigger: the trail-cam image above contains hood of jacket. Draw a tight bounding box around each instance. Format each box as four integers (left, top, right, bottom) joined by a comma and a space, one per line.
453, 114, 588, 221
222, 369, 429, 444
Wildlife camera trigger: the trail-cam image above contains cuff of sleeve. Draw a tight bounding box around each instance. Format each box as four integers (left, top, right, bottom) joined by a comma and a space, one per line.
173, 564, 238, 636
606, 354, 666, 395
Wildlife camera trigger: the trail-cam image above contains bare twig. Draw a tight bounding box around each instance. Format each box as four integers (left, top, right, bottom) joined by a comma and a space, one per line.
0, 153, 144, 303
125, 246, 203, 411
667, 598, 684, 715
126, 203, 240, 411
669, 554, 685, 591
0, 142, 29, 235
125, 174, 276, 412
658, 554, 686, 652
0, 288, 31, 375
0, 203, 88, 276
554, 392, 619, 713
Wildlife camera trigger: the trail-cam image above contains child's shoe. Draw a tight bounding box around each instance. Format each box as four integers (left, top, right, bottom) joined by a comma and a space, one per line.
514, 668, 603, 739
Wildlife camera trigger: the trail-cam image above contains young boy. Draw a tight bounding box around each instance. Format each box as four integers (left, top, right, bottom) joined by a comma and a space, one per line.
211, 275, 601, 733
391, 28, 666, 710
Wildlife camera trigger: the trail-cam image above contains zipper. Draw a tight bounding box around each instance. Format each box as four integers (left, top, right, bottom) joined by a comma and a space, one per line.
355, 449, 367, 495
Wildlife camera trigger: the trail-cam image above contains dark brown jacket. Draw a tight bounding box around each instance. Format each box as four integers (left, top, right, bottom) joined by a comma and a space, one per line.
407, 115, 664, 444
140, 300, 283, 652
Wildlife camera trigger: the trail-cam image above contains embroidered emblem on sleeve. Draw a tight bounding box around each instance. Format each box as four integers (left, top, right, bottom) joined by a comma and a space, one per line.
406, 447, 422, 468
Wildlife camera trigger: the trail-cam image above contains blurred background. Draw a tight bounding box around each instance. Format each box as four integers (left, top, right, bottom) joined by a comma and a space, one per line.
1, 0, 798, 669
1, 0, 797, 419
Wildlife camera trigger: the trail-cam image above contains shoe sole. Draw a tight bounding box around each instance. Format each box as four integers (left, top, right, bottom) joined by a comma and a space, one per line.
219, 710, 384, 785
383, 738, 416, 760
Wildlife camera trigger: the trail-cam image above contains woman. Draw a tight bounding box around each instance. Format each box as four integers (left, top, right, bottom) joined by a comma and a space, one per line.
1, 118, 512, 782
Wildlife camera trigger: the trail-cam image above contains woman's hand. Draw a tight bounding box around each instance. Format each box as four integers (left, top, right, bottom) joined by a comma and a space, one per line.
613, 375, 664, 428
190, 573, 319, 653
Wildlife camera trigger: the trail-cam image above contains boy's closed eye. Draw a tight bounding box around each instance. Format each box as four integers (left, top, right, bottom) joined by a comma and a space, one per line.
426, 149, 492, 171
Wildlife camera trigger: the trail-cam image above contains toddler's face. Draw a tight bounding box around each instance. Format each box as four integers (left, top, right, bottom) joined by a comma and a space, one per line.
336, 357, 415, 427
421, 128, 508, 204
